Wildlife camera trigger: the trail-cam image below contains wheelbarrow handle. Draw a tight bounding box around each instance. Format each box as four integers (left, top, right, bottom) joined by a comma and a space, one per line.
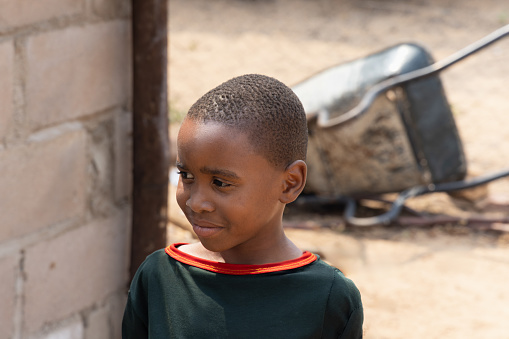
344, 167, 509, 227
316, 24, 509, 128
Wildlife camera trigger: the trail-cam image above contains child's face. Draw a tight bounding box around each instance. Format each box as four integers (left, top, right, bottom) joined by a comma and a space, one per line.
176, 119, 287, 258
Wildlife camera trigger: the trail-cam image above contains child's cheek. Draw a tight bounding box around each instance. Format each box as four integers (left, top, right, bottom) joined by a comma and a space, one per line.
175, 185, 187, 211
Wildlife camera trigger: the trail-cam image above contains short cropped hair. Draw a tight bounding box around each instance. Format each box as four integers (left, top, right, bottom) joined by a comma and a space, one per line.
187, 74, 308, 168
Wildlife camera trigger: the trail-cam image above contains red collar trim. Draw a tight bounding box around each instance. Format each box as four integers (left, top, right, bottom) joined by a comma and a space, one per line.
165, 243, 317, 275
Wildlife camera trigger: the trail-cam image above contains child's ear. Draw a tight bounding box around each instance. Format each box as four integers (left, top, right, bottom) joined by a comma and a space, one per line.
279, 160, 307, 204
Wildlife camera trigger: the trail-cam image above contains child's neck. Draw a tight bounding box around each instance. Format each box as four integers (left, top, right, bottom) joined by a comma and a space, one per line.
180, 237, 303, 265
222, 236, 302, 265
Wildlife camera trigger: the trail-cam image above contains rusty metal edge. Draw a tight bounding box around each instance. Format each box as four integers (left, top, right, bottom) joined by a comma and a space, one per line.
130, 0, 170, 281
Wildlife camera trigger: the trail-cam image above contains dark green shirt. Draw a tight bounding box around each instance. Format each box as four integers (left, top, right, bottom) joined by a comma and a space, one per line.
122, 243, 363, 338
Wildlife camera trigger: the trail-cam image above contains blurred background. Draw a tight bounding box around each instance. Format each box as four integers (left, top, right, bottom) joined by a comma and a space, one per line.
168, 0, 509, 338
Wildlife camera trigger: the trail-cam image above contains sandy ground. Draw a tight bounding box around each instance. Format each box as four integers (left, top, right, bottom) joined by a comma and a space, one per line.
168, 1, 509, 338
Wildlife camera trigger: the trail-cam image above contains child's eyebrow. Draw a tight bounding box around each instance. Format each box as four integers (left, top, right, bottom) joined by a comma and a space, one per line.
200, 166, 239, 180
176, 161, 239, 179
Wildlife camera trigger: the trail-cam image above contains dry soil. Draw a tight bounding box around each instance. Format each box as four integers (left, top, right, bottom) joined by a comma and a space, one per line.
168, 1, 509, 338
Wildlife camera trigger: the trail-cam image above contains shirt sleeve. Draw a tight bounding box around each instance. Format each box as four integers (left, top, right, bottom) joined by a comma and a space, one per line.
122, 258, 151, 339
122, 291, 148, 339
322, 268, 364, 339
338, 307, 364, 339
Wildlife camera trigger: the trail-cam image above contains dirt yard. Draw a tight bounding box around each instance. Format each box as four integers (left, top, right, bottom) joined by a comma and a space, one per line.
168, 1, 509, 337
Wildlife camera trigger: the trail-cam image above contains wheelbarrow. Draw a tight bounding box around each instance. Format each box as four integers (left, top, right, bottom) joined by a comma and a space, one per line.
292, 24, 509, 226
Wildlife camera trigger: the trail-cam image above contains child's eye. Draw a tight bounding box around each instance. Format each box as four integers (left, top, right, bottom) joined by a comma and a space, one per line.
212, 178, 231, 188
177, 171, 194, 180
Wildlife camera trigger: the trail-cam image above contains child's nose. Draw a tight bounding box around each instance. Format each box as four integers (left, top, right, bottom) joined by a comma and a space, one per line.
185, 190, 215, 213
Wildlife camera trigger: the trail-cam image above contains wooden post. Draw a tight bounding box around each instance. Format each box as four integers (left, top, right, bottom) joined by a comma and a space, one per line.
130, 0, 169, 280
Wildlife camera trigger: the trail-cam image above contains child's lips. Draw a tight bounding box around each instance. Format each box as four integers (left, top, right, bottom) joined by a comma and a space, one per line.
191, 220, 224, 238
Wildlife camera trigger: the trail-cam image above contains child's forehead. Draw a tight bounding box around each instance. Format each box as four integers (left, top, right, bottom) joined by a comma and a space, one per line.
176, 119, 274, 168
177, 119, 252, 144
179, 117, 250, 132
178, 119, 252, 152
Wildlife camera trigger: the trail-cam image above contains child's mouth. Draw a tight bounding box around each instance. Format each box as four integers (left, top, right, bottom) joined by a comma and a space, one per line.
192, 222, 223, 238
191, 220, 223, 238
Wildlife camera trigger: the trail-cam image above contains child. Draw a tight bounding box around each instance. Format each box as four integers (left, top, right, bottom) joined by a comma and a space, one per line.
122, 74, 363, 338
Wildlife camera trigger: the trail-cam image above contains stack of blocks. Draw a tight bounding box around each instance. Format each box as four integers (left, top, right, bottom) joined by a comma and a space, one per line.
0, 1, 132, 338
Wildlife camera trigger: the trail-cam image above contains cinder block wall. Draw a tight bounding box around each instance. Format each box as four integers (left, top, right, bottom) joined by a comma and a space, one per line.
0, 1, 132, 338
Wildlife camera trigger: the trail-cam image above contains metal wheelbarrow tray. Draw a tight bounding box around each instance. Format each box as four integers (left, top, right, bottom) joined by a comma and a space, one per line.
293, 25, 509, 199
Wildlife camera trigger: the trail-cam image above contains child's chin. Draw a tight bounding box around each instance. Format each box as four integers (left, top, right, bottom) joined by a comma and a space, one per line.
198, 239, 229, 255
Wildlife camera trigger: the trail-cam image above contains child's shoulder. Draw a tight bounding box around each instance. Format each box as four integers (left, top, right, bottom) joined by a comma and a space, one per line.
131, 248, 171, 281
139, 247, 168, 268
311, 256, 352, 279
312, 258, 363, 305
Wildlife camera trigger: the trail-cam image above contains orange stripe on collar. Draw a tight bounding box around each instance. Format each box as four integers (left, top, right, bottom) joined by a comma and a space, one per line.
165, 243, 317, 275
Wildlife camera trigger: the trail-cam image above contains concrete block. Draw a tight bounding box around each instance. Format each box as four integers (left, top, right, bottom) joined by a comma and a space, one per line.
26, 21, 131, 130
114, 111, 132, 202
0, 128, 87, 242
35, 319, 84, 339
0, 253, 19, 339
85, 306, 110, 339
91, 0, 130, 18
24, 209, 130, 333
89, 119, 115, 217
108, 291, 128, 339
0, 41, 14, 140
0, 0, 82, 30
84, 291, 127, 339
